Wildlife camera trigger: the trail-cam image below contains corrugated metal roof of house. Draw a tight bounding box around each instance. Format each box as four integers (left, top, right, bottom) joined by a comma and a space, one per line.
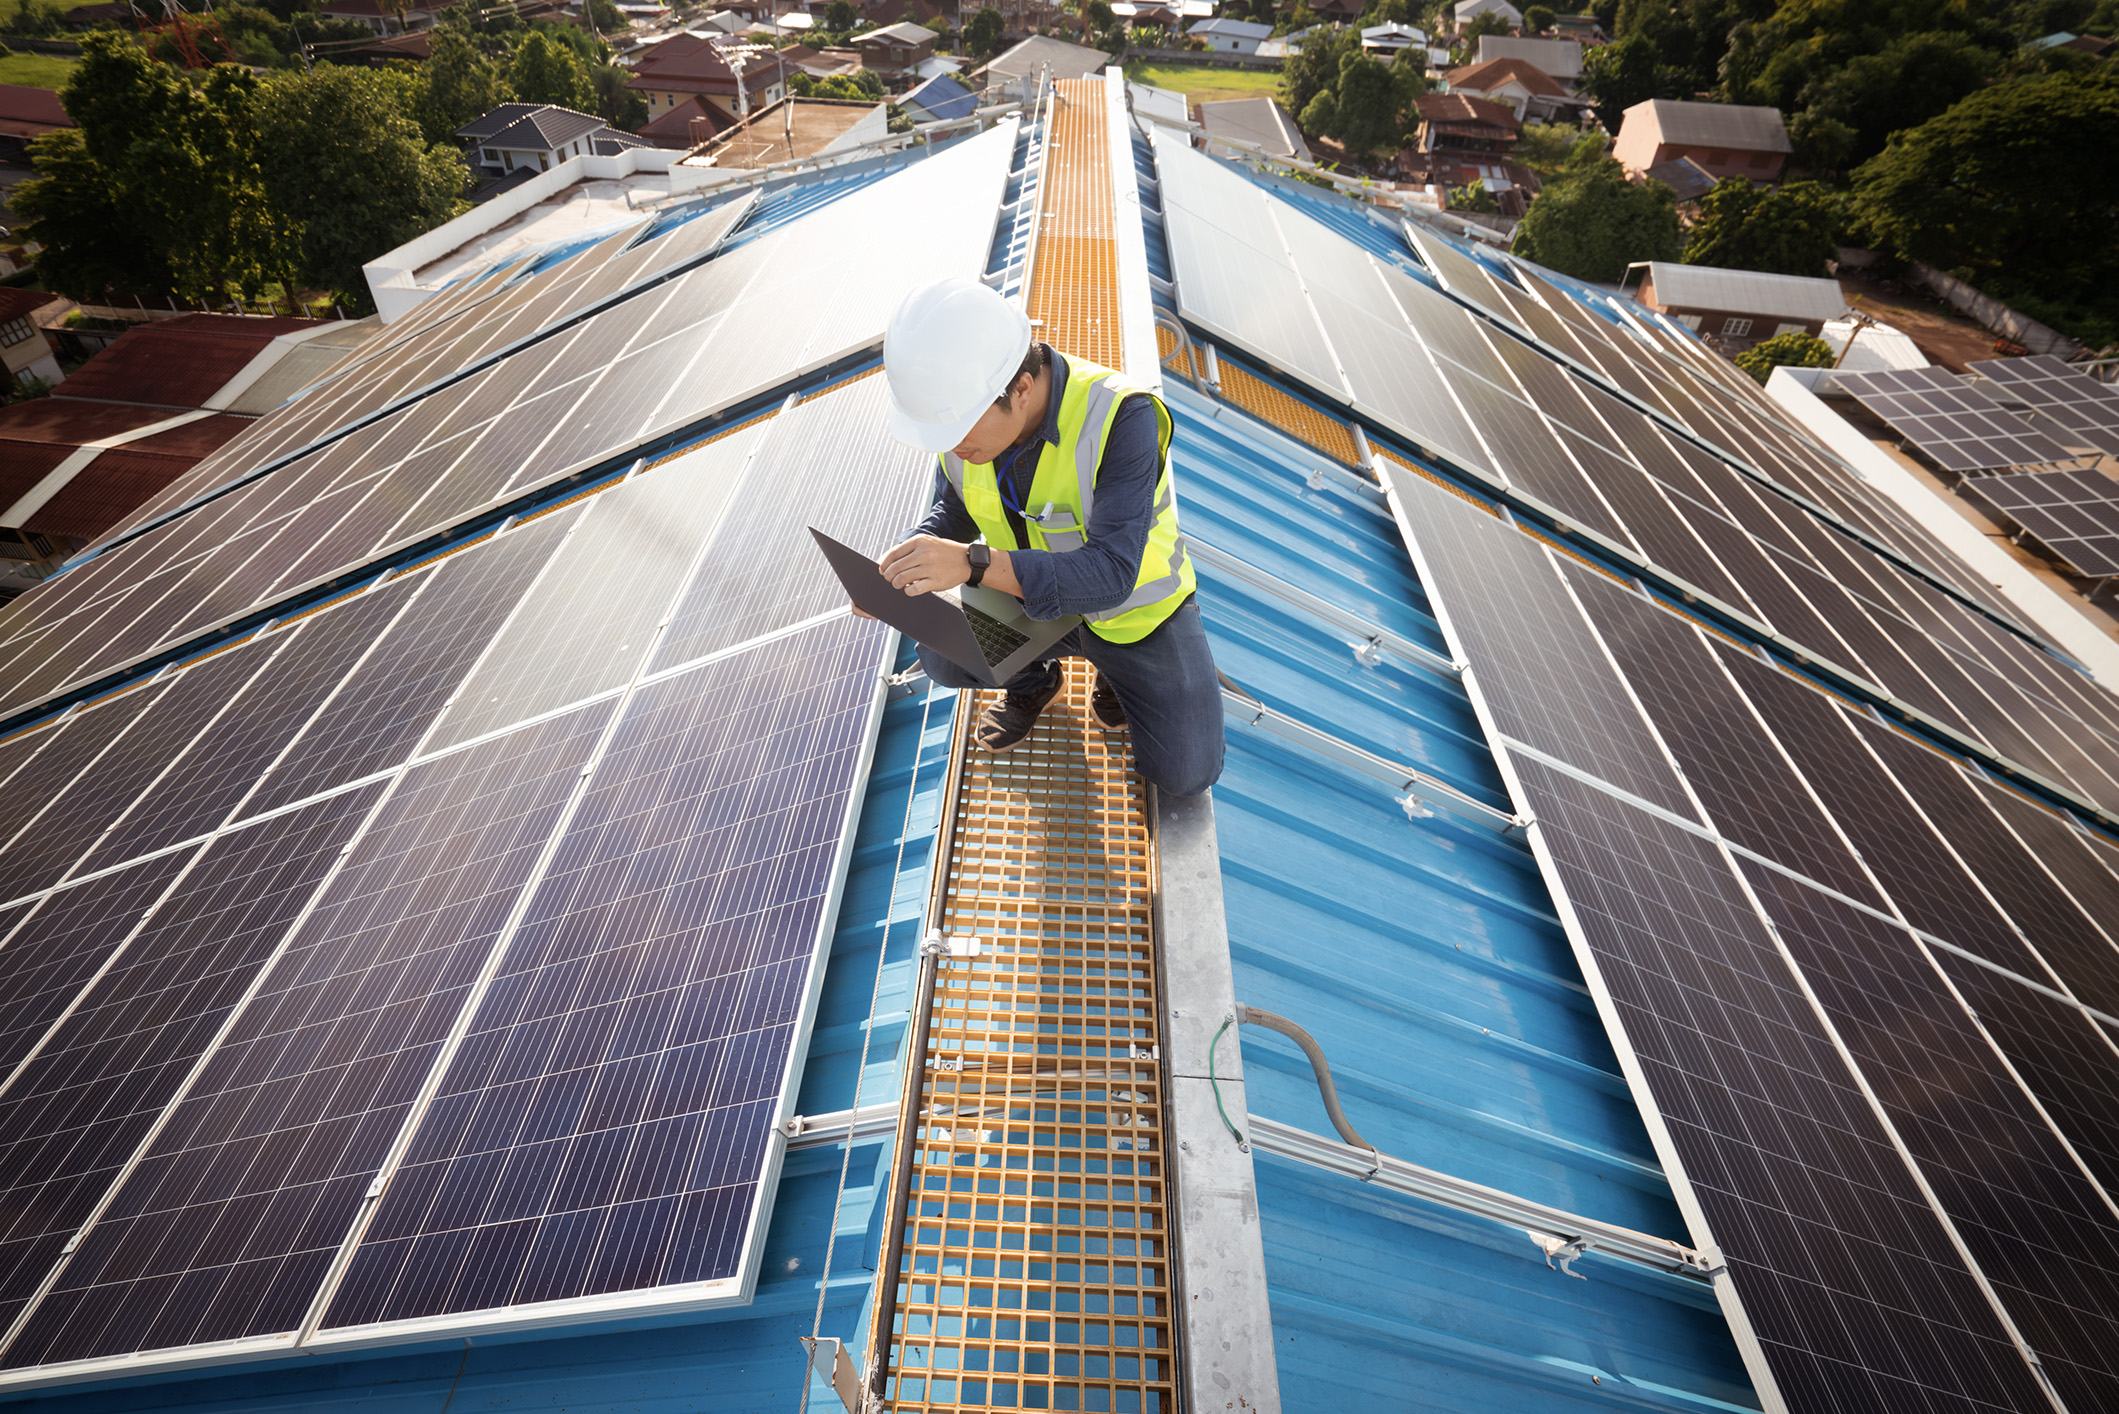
1169, 377, 1762, 1414
1641, 262, 1846, 324
5, 646, 956, 1414
1624, 99, 1791, 154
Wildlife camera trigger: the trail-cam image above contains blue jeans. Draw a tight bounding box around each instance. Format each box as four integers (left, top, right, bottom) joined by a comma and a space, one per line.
917, 598, 1226, 798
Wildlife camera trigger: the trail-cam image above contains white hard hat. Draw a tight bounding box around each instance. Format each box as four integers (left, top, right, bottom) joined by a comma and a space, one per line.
883, 276, 1033, 453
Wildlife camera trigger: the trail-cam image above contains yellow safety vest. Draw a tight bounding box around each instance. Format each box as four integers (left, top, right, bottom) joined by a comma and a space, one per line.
941, 355, 1194, 645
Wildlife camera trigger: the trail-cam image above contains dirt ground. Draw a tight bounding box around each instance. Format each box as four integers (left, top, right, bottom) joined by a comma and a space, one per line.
1839, 269, 2006, 372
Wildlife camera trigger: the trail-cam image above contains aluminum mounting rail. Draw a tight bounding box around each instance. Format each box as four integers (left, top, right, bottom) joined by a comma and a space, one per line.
1188, 537, 1461, 684
1218, 678, 1525, 835
1246, 1115, 1718, 1283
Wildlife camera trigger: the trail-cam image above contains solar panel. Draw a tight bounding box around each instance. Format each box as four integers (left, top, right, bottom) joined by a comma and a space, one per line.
422, 427, 771, 754
1837, 367, 2072, 473
0, 788, 384, 1340
1736, 862, 2119, 1412
1964, 469, 2119, 577
1512, 755, 2055, 1414
320, 614, 889, 1338
0, 128, 1019, 734
1969, 355, 2119, 457
2, 701, 616, 1371
1388, 462, 2119, 1408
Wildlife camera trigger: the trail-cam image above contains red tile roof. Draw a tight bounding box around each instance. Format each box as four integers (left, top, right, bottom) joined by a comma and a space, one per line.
626, 34, 784, 95
0, 399, 170, 446
0, 289, 57, 325
1416, 92, 1523, 130
638, 95, 741, 147
23, 419, 247, 541
54, 314, 315, 410
0, 84, 70, 131
1444, 56, 1568, 98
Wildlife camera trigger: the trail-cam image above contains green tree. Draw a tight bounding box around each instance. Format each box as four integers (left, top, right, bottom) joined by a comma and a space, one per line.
964, 5, 1005, 56
1576, 31, 1684, 127
1853, 69, 2119, 344
1300, 49, 1424, 151
255, 64, 469, 311
16, 33, 295, 302
508, 28, 595, 109
1735, 330, 1835, 382
822, 0, 858, 26
1461, 9, 1512, 40
1279, 21, 1356, 117
1682, 177, 1841, 276
416, 27, 513, 144
1510, 159, 1681, 279
1796, 30, 1998, 167
1523, 2, 1553, 28
590, 62, 648, 129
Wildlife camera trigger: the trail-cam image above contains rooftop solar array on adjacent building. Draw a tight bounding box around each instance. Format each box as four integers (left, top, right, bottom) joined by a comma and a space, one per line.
1968, 354, 2119, 459
1836, 366, 2073, 473
1965, 469, 2119, 577
0, 122, 1010, 1390
1149, 134, 2119, 1412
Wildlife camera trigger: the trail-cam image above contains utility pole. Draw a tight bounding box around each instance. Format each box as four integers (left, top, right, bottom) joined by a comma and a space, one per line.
1833, 310, 1878, 369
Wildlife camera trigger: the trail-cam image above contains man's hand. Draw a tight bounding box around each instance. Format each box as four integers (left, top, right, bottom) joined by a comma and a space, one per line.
879, 535, 974, 596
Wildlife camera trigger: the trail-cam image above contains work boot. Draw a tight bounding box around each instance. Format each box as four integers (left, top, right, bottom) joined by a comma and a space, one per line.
1090, 670, 1126, 730
977, 674, 1063, 752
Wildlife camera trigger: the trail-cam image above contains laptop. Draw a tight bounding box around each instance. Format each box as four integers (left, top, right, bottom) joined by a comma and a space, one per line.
811, 528, 1079, 688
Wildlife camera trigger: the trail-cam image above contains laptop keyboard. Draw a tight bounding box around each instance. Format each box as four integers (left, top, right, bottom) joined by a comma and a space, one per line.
965, 604, 1031, 665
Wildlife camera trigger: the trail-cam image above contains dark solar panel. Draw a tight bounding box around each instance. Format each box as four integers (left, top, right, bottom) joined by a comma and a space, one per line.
1838, 368, 2071, 471
1737, 863, 2119, 1411
0, 644, 274, 905
1381, 467, 1692, 816
236, 510, 584, 820
75, 584, 416, 876
1721, 659, 2045, 979
1966, 469, 2119, 578
0, 687, 169, 906
0, 853, 197, 1084
653, 377, 933, 672
1512, 756, 2054, 1414
0, 788, 383, 1340
0, 702, 614, 1369
323, 614, 888, 1332
1558, 564, 1882, 907
1969, 356, 2119, 457
425, 441, 763, 754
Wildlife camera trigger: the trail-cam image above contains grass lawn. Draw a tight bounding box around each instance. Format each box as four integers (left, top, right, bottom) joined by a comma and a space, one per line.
0, 51, 81, 90
1125, 60, 1284, 108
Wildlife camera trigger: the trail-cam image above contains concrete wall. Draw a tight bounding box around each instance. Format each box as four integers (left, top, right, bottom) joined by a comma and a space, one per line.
1907, 261, 2083, 359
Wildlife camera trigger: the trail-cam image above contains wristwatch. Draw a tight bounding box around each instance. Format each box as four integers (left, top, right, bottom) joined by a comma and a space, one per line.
966, 543, 992, 588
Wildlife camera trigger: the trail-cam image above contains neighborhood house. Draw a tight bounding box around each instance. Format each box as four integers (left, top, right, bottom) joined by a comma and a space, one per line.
1633, 262, 1847, 351
1613, 98, 1792, 183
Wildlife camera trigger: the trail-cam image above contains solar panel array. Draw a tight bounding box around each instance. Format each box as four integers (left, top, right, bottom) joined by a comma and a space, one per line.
1835, 367, 2073, 474
1396, 477, 2119, 1413
0, 127, 1017, 730
1152, 135, 2119, 826
1152, 139, 2119, 1412
1970, 355, 2119, 459
1965, 470, 2119, 578
0, 115, 990, 1388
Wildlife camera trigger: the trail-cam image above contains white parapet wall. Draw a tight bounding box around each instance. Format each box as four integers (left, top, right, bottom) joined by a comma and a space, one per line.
362, 146, 727, 324
1767, 364, 2119, 687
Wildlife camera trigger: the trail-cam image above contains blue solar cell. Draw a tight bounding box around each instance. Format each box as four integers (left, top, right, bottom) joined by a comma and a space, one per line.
1, 702, 613, 1369
322, 614, 888, 1331
0, 789, 382, 1341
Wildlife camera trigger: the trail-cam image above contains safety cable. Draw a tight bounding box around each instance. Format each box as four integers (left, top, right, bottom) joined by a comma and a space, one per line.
800, 672, 939, 1414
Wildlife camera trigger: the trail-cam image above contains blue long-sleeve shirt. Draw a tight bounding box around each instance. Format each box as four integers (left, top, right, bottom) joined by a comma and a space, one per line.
907, 348, 1164, 622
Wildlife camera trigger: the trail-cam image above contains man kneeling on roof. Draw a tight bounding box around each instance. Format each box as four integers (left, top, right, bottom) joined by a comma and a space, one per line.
869, 276, 1225, 798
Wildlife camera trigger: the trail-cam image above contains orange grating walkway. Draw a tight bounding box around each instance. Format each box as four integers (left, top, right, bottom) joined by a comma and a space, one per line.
875, 78, 1178, 1413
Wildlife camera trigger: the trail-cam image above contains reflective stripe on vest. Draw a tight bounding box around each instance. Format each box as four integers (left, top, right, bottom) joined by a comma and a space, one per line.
939, 358, 1192, 643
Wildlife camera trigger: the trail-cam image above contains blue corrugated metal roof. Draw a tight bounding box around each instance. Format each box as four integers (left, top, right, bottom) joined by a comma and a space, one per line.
1172, 385, 1761, 1413
0, 648, 956, 1414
